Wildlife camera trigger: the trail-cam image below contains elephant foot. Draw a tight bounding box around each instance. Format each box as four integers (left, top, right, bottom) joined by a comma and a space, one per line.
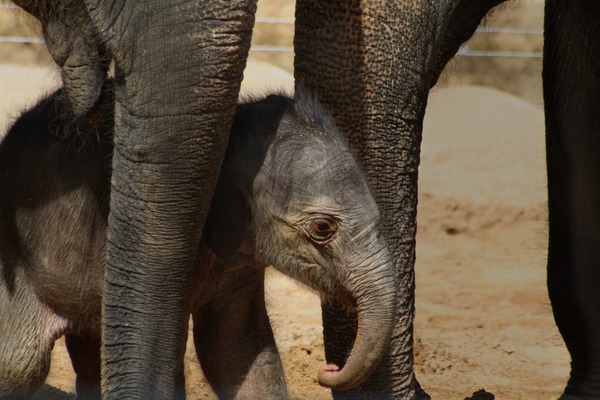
559, 394, 600, 400
415, 388, 432, 400
464, 389, 495, 400
558, 379, 600, 400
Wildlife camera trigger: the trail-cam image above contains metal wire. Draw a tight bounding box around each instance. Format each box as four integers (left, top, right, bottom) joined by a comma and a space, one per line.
0, 3, 543, 58
0, 35, 43, 44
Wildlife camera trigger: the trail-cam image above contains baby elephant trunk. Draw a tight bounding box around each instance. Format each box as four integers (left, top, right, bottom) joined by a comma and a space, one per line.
317, 246, 397, 390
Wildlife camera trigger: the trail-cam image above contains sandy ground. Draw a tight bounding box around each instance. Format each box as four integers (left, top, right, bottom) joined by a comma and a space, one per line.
0, 59, 569, 399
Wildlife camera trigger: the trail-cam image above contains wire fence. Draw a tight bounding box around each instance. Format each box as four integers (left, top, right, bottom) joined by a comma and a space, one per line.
0, 4, 543, 58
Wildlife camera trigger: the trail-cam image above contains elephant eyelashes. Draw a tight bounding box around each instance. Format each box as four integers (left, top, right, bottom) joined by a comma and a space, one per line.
309, 217, 337, 242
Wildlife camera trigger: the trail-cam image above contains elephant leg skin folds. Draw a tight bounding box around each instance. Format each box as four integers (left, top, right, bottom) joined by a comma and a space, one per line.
80, 0, 258, 398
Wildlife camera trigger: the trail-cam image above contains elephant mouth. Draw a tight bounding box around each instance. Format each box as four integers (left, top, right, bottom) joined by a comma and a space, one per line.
323, 289, 357, 312
340, 293, 357, 311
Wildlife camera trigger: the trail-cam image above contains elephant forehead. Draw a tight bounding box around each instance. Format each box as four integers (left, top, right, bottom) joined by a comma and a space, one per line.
278, 164, 378, 216
271, 130, 356, 173
268, 147, 363, 193
293, 145, 349, 174
287, 191, 379, 218
256, 123, 376, 214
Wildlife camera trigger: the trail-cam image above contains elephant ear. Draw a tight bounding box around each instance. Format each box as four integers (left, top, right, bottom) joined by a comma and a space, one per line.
204, 93, 290, 261
203, 169, 250, 262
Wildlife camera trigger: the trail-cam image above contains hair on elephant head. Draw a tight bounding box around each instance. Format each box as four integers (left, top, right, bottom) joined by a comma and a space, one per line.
0, 85, 396, 397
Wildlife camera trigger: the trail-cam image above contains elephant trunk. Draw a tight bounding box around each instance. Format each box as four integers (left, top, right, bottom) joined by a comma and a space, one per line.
317, 251, 397, 390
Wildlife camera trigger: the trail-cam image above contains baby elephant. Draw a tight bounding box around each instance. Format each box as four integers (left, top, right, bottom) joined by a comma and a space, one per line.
0, 85, 397, 399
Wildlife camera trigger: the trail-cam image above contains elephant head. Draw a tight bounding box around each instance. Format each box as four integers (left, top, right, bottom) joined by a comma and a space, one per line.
205, 91, 397, 390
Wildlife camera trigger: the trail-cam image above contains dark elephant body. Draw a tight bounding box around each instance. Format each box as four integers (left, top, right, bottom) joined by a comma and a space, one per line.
0, 86, 396, 398
543, 2, 600, 399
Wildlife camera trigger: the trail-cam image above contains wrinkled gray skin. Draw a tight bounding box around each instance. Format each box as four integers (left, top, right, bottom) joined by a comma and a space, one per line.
0, 86, 396, 399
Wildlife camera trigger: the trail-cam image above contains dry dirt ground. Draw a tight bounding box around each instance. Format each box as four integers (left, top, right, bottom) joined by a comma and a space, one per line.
1, 1, 571, 399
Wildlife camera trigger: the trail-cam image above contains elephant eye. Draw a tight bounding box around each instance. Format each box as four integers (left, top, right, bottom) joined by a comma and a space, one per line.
309, 217, 337, 242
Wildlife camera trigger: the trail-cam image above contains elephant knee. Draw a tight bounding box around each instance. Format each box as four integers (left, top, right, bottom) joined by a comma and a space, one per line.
0, 287, 67, 398
0, 346, 51, 399
192, 271, 287, 399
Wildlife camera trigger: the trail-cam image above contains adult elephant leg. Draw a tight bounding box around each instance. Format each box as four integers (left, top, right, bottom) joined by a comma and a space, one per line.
295, 1, 455, 398
544, 1, 600, 399
83, 1, 256, 398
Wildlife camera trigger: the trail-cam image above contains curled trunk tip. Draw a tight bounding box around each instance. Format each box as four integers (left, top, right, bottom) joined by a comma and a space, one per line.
316, 299, 396, 390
